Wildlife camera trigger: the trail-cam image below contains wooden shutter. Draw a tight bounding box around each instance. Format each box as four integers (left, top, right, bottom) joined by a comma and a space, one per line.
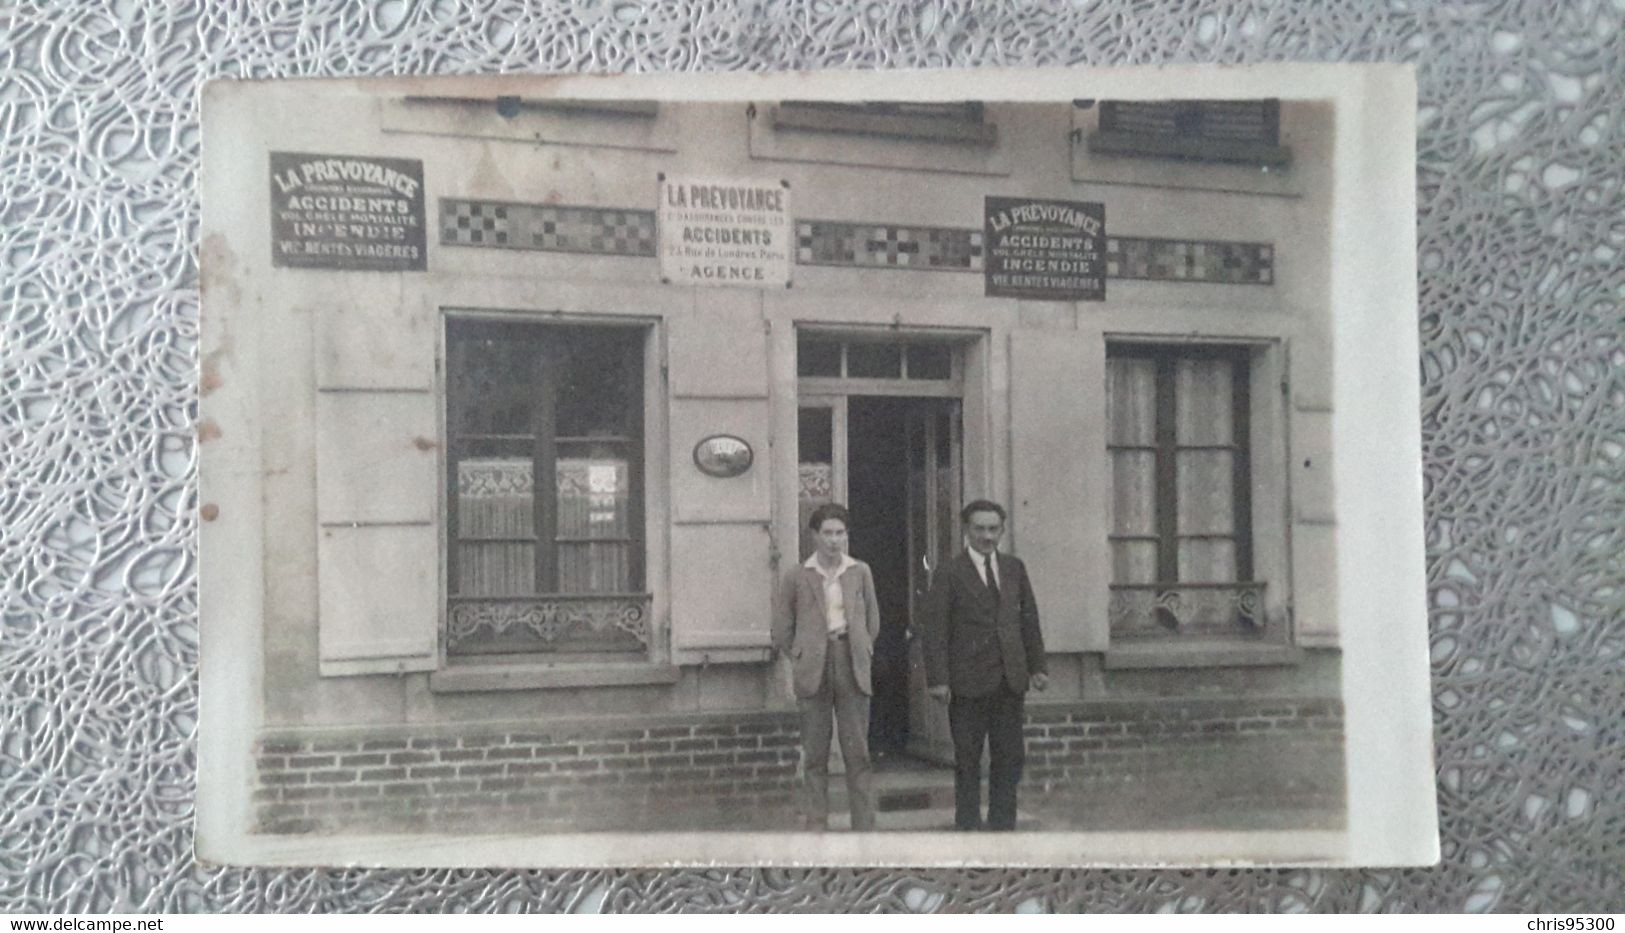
1009, 330, 1108, 652
313, 303, 440, 675
666, 296, 775, 653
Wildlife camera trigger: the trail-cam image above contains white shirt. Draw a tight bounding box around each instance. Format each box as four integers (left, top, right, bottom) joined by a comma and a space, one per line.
968, 546, 1001, 591
805, 551, 857, 635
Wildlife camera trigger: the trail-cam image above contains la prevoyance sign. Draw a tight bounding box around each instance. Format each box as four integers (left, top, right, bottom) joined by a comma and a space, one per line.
984, 196, 1105, 301
659, 174, 791, 289
270, 152, 427, 272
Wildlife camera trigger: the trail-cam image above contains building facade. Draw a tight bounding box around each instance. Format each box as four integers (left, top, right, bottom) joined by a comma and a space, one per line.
222, 90, 1346, 834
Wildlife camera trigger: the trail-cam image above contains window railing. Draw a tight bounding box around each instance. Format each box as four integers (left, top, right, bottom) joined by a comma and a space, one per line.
447, 593, 653, 656
1107, 582, 1273, 640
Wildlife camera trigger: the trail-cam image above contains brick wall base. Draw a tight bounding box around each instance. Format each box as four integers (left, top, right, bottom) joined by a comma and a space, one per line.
254, 715, 802, 834
1022, 697, 1347, 830
253, 697, 1345, 834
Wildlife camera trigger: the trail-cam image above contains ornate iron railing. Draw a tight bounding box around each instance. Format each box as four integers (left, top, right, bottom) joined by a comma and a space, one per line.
447, 593, 652, 656
1107, 582, 1270, 639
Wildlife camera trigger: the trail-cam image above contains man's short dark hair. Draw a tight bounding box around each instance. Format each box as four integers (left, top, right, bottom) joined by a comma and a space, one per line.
960, 499, 1007, 524
808, 502, 851, 531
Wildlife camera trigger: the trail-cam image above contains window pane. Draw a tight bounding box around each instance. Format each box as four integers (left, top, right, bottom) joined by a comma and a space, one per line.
556, 332, 639, 437
453, 335, 535, 436
935, 411, 957, 559
1107, 357, 1157, 446
1111, 450, 1156, 535
907, 343, 952, 380
556, 458, 632, 594
1111, 541, 1158, 585
458, 459, 535, 537
1178, 538, 1236, 584
1175, 357, 1234, 445
1176, 449, 1234, 535
556, 456, 629, 538
906, 416, 928, 573
798, 407, 833, 464
846, 342, 901, 378
456, 458, 535, 597
798, 339, 842, 377
798, 406, 835, 561
558, 543, 631, 594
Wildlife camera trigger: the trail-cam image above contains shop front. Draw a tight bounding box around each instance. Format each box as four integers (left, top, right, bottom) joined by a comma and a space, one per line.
226, 91, 1346, 834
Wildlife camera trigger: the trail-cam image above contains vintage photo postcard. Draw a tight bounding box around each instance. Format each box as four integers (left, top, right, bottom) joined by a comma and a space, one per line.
197, 64, 1436, 868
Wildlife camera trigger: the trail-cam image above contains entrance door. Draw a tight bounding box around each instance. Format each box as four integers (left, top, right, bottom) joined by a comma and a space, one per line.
902, 401, 961, 764
831, 396, 961, 765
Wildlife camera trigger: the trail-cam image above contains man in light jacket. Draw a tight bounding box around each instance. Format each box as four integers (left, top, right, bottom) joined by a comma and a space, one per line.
772, 503, 880, 831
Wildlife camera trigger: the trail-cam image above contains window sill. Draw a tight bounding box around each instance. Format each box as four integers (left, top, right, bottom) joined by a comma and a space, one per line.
1104, 640, 1301, 670
429, 660, 680, 693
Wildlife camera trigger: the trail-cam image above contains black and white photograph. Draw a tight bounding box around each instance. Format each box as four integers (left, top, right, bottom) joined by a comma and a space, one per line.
196, 65, 1434, 868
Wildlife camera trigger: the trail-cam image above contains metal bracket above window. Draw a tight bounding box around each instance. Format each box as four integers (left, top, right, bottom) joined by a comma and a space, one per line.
402, 95, 659, 119
772, 101, 997, 146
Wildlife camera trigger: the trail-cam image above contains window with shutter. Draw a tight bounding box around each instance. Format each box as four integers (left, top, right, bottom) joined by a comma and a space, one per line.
1088, 100, 1290, 167
444, 319, 651, 659
1105, 343, 1274, 643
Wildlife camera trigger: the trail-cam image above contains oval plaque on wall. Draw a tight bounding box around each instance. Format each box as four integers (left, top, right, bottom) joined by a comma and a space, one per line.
693, 435, 754, 478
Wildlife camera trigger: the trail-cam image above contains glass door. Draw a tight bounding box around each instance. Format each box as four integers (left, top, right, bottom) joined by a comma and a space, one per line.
796, 397, 846, 562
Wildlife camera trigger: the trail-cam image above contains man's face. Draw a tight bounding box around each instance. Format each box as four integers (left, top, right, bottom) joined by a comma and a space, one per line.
814, 518, 848, 559
966, 509, 1004, 555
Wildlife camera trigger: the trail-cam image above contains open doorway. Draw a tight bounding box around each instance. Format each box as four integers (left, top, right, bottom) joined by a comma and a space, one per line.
795, 334, 968, 769
846, 397, 911, 758
838, 396, 962, 765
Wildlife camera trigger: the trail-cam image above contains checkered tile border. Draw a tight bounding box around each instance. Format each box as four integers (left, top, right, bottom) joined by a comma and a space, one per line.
796, 221, 984, 271
441, 202, 1271, 285
1106, 236, 1273, 285
441, 199, 656, 257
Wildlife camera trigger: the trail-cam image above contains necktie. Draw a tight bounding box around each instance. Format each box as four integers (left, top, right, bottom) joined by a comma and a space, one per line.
983, 552, 1001, 604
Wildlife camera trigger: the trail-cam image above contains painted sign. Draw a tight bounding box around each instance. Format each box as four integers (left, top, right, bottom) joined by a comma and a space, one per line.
984, 196, 1105, 301
658, 175, 790, 288
270, 152, 426, 271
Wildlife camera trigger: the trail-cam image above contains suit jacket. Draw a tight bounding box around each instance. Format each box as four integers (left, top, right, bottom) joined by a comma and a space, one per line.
771, 558, 881, 698
922, 550, 1047, 698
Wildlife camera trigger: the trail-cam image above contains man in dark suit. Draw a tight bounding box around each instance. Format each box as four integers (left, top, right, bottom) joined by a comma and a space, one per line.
922, 499, 1048, 831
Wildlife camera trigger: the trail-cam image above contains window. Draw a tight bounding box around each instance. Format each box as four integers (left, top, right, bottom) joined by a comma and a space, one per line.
1088, 100, 1290, 167
1106, 344, 1267, 641
796, 336, 957, 383
445, 319, 649, 658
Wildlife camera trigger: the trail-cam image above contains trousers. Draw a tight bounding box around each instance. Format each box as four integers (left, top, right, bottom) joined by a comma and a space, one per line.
948, 681, 1026, 831
796, 635, 876, 831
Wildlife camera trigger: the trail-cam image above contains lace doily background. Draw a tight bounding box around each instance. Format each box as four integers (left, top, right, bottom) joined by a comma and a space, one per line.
2, 0, 1621, 913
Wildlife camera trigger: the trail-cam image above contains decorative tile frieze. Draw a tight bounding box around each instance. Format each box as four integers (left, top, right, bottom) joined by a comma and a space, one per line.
796, 220, 984, 271
1106, 236, 1273, 285
441, 199, 656, 256
440, 201, 1272, 285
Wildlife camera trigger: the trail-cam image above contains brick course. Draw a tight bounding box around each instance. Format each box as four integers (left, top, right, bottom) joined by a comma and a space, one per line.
252, 698, 1344, 834
254, 714, 804, 834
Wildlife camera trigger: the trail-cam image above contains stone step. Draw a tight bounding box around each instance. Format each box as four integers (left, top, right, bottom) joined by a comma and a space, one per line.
827, 806, 1042, 832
